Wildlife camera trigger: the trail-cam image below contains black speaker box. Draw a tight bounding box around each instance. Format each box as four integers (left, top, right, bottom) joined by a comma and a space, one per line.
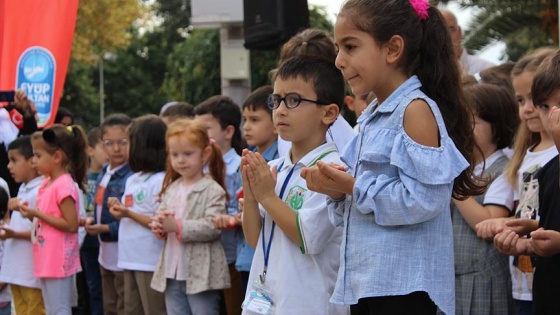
243, 0, 310, 50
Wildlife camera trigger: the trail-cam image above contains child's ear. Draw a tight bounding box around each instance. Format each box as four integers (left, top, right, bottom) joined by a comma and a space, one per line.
202, 145, 212, 162
87, 146, 94, 157
344, 96, 356, 112
386, 35, 404, 65
224, 125, 235, 141
53, 149, 64, 164
322, 104, 340, 126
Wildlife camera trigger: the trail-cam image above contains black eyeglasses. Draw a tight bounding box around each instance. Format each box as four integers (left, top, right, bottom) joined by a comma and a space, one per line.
267, 93, 328, 110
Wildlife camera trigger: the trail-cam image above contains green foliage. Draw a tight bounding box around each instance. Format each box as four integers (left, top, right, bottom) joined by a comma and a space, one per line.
63, 2, 337, 127
440, 0, 557, 61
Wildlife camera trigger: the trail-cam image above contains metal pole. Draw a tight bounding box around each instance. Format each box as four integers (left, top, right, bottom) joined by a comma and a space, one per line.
99, 56, 104, 124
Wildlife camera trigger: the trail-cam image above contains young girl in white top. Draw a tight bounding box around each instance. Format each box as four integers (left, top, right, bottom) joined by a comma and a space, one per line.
108, 115, 167, 315
150, 119, 230, 315
19, 124, 88, 315
476, 48, 558, 315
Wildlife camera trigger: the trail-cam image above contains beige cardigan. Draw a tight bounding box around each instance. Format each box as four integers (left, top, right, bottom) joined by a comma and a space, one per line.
151, 176, 231, 294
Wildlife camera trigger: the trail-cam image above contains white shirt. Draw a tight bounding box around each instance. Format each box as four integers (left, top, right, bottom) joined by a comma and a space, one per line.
0, 176, 44, 288
97, 164, 126, 271
243, 142, 349, 315
117, 172, 164, 272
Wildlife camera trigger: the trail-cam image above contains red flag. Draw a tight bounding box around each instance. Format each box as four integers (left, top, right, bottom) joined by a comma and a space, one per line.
0, 0, 79, 128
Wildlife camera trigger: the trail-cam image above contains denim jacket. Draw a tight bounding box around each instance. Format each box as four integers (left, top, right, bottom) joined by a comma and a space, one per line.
329, 76, 468, 315
94, 163, 132, 242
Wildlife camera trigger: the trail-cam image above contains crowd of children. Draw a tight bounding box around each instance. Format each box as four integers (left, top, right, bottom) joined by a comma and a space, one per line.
1, 1, 560, 315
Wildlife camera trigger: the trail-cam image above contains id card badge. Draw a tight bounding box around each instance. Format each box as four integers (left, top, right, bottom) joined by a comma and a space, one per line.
124, 194, 133, 207
242, 279, 275, 315
95, 187, 106, 205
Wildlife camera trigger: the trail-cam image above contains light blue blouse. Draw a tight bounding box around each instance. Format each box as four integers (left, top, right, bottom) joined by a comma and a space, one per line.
329, 76, 468, 315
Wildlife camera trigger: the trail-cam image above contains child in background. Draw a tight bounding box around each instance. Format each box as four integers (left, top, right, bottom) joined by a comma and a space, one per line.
81, 127, 106, 315
274, 28, 356, 157
214, 85, 279, 294
494, 49, 560, 315
303, 1, 485, 313
160, 102, 195, 126
0, 136, 45, 315
476, 49, 558, 315
451, 84, 519, 314
195, 96, 244, 314
344, 91, 376, 132
18, 124, 88, 315
150, 119, 230, 315
242, 56, 348, 315
85, 113, 133, 315
0, 182, 12, 315
108, 115, 167, 315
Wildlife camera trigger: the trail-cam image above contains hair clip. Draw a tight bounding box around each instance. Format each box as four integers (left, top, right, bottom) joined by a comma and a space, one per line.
409, 0, 429, 20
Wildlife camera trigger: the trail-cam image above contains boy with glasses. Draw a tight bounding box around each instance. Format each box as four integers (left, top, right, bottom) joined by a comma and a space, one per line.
241, 56, 349, 314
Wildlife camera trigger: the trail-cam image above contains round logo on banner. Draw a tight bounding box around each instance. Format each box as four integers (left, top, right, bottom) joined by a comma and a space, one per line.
16, 47, 56, 127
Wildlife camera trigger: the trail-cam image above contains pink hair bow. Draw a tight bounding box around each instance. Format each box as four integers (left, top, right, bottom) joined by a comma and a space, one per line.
409, 0, 429, 20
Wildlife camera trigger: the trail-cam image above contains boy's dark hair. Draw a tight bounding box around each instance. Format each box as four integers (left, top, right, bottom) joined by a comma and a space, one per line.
243, 86, 274, 115
0, 185, 8, 220
339, 0, 485, 198
87, 127, 103, 148
464, 84, 519, 150
195, 95, 243, 155
128, 115, 167, 173
161, 102, 195, 118
101, 113, 132, 135
274, 56, 345, 110
532, 49, 560, 106
7, 135, 33, 159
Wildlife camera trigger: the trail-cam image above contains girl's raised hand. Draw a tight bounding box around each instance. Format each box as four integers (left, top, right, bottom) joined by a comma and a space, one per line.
18, 204, 38, 219
530, 228, 560, 257
160, 211, 178, 233
85, 223, 109, 236
213, 215, 238, 230
109, 204, 130, 220
504, 218, 538, 236
8, 198, 21, 211
301, 162, 348, 199
475, 217, 509, 240
107, 197, 122, 209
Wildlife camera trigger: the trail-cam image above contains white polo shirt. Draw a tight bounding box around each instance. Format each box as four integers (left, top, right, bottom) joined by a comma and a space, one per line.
117, 172, 165, 272
0, 176, 44, 288
243, 142, 349, 315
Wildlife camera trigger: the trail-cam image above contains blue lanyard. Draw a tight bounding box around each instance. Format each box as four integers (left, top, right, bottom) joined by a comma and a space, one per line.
260, 160, 296, 284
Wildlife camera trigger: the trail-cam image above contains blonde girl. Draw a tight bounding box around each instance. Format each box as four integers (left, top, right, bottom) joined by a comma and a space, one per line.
19, 124, 87, 315
150, 119, 230, 315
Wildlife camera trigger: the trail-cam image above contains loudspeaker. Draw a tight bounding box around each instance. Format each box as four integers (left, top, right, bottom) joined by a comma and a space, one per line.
243, 0, 309, 50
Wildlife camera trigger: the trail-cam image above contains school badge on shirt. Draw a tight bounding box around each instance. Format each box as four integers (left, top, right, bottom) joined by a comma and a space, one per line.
135, 187, 147, 204
285, 186, 306, 210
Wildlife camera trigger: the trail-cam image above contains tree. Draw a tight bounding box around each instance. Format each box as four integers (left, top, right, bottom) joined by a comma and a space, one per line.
443, 0, 558, 61
160, 4, 334, 105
